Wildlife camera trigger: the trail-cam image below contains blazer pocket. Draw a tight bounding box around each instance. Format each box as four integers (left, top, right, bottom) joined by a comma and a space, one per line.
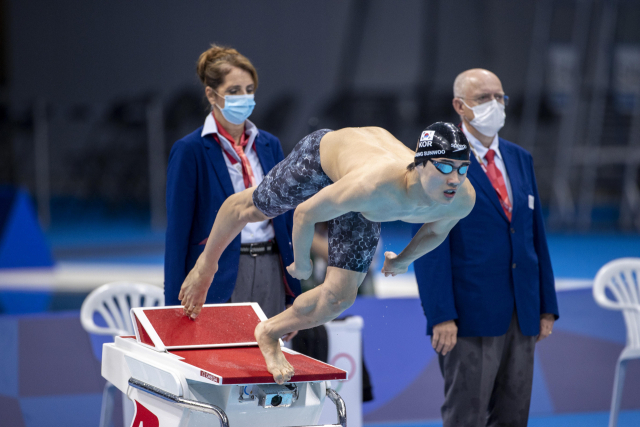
519, 185, 534, 209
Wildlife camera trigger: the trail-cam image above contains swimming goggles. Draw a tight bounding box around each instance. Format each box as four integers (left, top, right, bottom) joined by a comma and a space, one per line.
430, 160, 469, 175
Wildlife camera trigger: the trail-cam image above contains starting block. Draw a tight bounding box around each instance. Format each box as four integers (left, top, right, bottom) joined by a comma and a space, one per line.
102, 303, 348, 427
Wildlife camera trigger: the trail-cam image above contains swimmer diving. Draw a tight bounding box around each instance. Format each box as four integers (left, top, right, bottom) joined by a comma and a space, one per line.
179, 121, 475, 384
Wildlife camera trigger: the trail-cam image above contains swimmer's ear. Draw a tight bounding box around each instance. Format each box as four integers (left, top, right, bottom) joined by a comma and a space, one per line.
407, 161, 427, 171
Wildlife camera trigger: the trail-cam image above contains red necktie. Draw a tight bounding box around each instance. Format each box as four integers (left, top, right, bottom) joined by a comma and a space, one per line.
484, 150, 512, 221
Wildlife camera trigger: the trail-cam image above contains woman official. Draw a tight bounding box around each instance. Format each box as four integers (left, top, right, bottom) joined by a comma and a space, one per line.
164, 45, 300, 322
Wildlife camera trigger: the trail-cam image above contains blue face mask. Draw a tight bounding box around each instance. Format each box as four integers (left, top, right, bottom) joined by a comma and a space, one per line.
215, 93, 256, 125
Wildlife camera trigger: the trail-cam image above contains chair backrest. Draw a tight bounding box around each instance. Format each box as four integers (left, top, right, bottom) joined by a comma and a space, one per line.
593, 257, 640, 349
80, 281, 164, 337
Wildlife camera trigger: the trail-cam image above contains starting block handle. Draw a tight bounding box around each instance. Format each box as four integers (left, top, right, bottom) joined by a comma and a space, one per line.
285, 388, 347, 427
128, 377, 229, 427
325, 388, 348, 427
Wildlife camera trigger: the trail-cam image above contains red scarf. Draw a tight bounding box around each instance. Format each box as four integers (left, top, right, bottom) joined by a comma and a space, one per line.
213, 115, 256, 189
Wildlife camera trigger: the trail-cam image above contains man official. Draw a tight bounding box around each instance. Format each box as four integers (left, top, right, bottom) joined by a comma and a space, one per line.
413, 69, 559, 427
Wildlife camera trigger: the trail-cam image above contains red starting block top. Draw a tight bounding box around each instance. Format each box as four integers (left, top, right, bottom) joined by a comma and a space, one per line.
131, 303, 266, 351
172, 346, 347, 385
126, 304, 347, 384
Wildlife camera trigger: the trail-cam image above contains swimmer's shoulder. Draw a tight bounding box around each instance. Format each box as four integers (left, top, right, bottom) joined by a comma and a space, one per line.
352, 161, 400, 185
347, 170, 381, 196
452, 180, 476, 219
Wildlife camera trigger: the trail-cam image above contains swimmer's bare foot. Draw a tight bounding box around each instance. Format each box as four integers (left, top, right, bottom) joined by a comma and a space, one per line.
255, 322, 295, 385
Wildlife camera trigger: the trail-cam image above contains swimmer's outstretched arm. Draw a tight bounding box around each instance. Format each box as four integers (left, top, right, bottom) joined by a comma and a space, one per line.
382, 218, 460, 277
287, 176, 368, 280
180, 187, 269, 318
382, 190, 476, 276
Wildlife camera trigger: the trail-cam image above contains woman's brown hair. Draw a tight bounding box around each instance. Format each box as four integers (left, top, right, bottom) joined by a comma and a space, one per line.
196, 44, 258, 91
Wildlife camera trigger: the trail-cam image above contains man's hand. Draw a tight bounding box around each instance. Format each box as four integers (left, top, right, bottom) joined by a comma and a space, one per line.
432, 320, 458, 356
179, 263, 216, 320
381, 251, 409, 277
286, 259, 313, 280
537, 313, 555, 342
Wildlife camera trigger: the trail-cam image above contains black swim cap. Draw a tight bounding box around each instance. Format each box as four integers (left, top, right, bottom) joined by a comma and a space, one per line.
414, 122, 470, 165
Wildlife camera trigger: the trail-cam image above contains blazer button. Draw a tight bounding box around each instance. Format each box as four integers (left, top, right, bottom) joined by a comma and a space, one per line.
511, 227, 515, 234
512, 263, 517, 269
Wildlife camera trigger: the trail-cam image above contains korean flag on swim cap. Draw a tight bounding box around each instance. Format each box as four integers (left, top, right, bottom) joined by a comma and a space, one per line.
414, 122, 470, 165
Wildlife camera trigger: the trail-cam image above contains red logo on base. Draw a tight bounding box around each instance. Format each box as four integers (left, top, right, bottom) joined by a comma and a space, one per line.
131, 400, 159, 427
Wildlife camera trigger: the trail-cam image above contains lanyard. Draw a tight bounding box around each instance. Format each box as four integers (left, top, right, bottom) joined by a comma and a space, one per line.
469, 143, 488, 174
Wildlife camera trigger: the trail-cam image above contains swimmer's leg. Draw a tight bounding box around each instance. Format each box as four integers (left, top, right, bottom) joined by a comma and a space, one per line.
255, 267, 365, 384
180, 187, 270, 318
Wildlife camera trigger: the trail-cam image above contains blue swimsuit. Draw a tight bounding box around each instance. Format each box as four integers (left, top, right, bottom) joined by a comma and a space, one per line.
253, 129, 380, 273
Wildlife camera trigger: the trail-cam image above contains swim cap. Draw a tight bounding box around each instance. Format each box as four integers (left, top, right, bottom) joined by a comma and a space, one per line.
414, 122, 470, 165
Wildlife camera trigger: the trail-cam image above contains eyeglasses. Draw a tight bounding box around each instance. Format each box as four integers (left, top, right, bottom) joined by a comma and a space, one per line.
459, 93, 509, 106
430, 160, 469, 175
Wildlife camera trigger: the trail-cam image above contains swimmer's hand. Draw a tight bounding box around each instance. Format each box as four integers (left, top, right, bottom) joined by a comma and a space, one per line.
179, 261, 217, 320
286, 259, 313, 280
381, 251, 409, 277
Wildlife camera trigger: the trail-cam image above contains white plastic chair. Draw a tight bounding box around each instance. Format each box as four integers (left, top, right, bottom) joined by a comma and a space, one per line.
80, 281, 164, 427
593, 258, 640, 427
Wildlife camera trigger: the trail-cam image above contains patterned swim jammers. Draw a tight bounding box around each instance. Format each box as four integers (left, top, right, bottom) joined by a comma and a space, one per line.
252, 129, 381, 273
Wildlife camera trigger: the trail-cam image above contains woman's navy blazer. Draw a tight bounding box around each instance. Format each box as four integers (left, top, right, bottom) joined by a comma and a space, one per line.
164, 126, 301, 306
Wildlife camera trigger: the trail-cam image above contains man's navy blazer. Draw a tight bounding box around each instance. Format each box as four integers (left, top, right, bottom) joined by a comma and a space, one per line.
164, 126, 301, 306
412, 138, 559, 337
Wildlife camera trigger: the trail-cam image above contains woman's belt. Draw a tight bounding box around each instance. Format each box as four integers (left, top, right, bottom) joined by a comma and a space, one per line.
240, 241, 278, 256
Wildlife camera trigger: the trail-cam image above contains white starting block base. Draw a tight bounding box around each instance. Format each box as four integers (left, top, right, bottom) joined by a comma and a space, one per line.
102, 304, 348, 427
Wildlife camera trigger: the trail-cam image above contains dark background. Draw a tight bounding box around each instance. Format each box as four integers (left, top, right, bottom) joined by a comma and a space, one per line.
1, 0, 639, 231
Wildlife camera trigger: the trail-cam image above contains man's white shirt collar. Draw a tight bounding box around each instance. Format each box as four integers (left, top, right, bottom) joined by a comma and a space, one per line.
201, 113, 259, 160
462, 122, 502, 162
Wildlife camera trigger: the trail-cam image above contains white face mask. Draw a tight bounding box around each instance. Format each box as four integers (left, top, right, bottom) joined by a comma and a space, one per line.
463, 99, 506, 137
